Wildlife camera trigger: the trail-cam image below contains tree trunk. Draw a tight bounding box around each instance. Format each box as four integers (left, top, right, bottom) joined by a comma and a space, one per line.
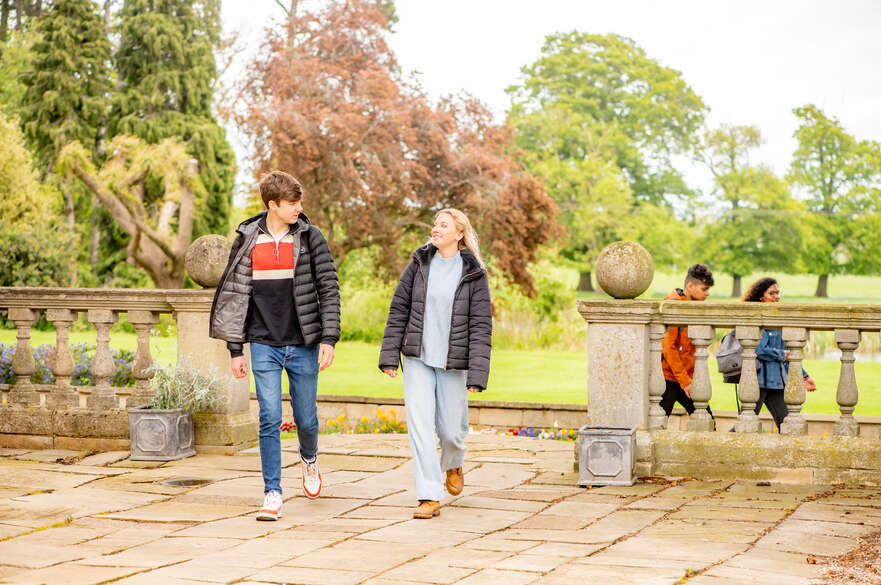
1, 0, 10, 44
33, 0, 39, 18
64, 186, 77, 286
14, 0, 22, 31
731, 274, 742, 299
89, 197, 100, 268
577, 270, 594, 292
815, 274, 829, 298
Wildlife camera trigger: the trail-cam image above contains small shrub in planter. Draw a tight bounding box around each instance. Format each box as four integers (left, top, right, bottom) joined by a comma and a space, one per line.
128, 359, 225, 461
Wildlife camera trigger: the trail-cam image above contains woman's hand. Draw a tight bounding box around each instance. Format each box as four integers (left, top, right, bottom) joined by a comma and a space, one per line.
383, 369, 398, 378
467, 386, 483, 393
804, 376, 817, 392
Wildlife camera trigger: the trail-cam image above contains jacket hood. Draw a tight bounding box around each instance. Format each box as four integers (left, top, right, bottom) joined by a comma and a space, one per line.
236, 210, 312, 235
413, 243, 485, 279
664, 288, 687, 301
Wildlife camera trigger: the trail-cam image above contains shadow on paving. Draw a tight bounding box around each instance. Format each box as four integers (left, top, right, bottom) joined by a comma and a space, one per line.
0, 435, 879, 585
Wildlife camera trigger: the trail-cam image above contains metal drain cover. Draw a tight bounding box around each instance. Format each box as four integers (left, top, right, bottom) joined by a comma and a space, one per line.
159, 478, 213, 487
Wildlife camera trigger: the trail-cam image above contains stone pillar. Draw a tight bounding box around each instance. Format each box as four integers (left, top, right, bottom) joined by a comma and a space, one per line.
176, 235, 257, 452
46, 309, 78, 409
647, 323, 667, 429
686, 325, 715, 432
87, 309, 119, 410
587, 322, 650, 429
734, 326, 761, 433
128, 310, 159, 408
8, 308, 37, 406
833, 329, 860, 437
780, 327, 808, 436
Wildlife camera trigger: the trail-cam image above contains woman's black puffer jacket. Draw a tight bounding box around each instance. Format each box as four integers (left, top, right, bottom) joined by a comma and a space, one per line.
378, 244, 492, 389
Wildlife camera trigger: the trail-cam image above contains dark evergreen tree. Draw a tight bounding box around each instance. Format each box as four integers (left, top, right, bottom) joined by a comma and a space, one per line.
19, 0, 111, 173
112, 0, 234, 237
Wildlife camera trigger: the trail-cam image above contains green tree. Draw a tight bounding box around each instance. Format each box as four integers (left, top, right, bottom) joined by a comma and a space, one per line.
507, 33, 706, 289
0, 111, 58, 228
698, 125, 804, 297
786, 104, 881, 296
59, 135, 205, 288
0, 27, 37, 116
112, 0, 234, 238
508, 32, 707, 206
0, 111, 73, 288
18, 0, 111, 173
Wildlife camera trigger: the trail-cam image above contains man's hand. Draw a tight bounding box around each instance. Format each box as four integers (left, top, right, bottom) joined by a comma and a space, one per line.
231, 356, 248, 379
467, 386, 483, 393
318, 343, 335, 371
383, 368, 398, 378
805, 376, 817, 392
683, 383, 692, 398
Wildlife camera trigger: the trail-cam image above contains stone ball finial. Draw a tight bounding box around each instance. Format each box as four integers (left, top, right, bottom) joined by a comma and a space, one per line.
595, 241, 654, 299
185, 235, 231, 288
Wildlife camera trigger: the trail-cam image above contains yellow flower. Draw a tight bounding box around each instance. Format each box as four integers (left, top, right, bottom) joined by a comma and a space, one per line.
373, 428, 380, 433
326, 419, 334, 427
337, 414, 345, 422
361, 417, 369, 423
389, 408, 396, 417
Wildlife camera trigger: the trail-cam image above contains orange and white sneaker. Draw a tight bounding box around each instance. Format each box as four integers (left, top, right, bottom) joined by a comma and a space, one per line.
302, 457, 321, 499
256, 490, 283, 521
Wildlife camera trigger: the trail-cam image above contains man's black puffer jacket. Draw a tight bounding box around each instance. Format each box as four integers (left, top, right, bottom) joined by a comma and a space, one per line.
378, 244, 492, 389
209, 211, 340, 351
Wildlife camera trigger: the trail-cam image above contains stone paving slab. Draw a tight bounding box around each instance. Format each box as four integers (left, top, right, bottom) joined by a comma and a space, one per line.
0, 433, 877, 585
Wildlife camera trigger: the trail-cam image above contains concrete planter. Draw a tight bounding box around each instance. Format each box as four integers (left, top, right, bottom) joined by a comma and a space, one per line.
128, 406, 196, 461
577, 425, 636, 486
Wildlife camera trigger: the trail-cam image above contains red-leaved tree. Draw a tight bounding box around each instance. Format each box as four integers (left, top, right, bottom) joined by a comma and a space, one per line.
226, 0, 557, 294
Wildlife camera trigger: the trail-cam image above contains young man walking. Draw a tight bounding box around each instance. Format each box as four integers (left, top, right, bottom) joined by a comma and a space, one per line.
210, 171, 340, 520
661, 263, 714, 422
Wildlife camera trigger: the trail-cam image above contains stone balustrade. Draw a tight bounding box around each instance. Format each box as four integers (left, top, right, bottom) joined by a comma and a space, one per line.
0, 287, 255, 451
578, 299, 881, 438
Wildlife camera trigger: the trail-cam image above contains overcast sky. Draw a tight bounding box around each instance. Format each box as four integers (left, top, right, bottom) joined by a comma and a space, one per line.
221, 0, 881, 198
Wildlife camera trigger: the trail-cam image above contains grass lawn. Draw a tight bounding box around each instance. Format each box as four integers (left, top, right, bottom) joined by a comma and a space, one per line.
3, 333, 879, 416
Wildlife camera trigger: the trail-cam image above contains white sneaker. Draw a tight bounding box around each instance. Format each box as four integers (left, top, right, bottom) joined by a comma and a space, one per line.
302, 457, 321, 499
256, 490, 283, 521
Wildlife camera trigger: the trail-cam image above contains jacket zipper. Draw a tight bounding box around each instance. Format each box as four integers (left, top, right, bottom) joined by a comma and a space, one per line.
415, 255, 428, 358
257, 223, 285, 264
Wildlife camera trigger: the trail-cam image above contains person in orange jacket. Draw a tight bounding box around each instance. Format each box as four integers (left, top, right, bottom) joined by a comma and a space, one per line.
660, 264, 715, 420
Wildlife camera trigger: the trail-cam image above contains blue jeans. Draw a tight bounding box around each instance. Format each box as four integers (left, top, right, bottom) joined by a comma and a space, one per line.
251, 342, 319, 494
402, 356, 468, 502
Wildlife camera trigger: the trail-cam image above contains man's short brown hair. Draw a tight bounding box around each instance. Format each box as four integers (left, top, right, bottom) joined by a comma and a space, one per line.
259, 171, 303, 208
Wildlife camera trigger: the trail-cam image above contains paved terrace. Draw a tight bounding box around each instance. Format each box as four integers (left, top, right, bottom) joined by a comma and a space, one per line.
1, 434, 879, 585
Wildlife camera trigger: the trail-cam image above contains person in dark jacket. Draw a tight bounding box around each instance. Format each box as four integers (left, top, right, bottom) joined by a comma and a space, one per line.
379, 208, 492, 520
743, 278, 816, 431
209, 171, 340, 520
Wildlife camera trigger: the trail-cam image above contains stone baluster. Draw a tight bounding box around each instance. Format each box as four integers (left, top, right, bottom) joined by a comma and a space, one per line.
833, 329, 861, 437
46, 309, 78, 408
734, 326, 762, 433
87, 309, 119, 409
8, 308, 38, 406
127, 311, 159, 408
647, 324, 667, 429
780, 327, 809, 436
687, 325, 715, 432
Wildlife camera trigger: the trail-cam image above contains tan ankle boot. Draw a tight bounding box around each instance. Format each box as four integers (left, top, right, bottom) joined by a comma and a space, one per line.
445, 467, 464, 495
413, 500, 440, 519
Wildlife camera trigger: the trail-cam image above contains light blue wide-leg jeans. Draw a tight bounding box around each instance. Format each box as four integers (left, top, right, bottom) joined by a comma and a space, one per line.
402, 355, 469, 502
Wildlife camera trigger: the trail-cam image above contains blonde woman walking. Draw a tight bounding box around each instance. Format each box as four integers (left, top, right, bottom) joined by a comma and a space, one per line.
379, 209, 492, 519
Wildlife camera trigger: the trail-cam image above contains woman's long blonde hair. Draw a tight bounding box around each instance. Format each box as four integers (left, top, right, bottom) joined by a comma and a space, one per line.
431, 208, 485, 269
